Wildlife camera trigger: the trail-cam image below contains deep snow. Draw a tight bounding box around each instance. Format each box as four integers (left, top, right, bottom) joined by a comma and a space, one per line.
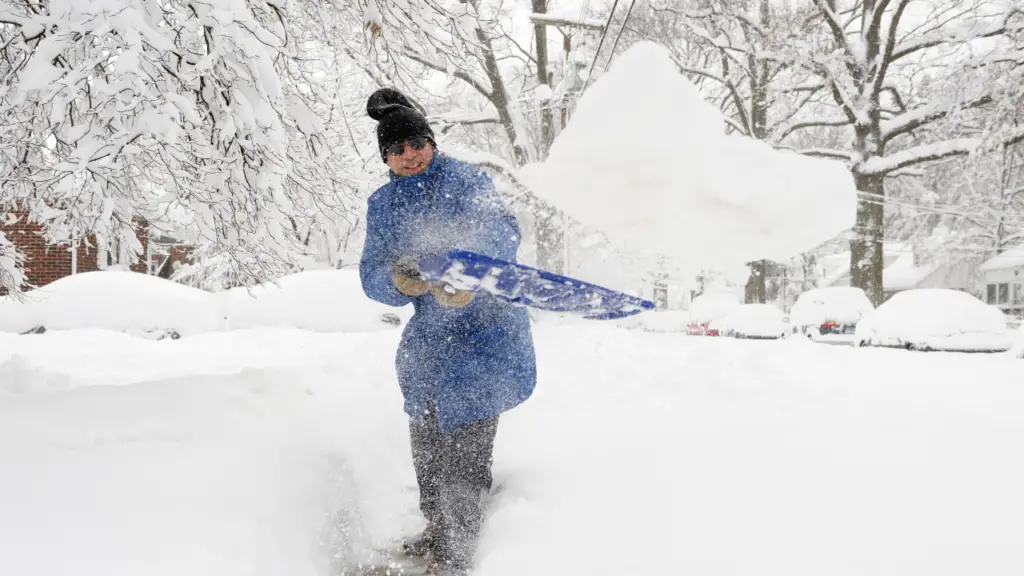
2, 325, 1023, 576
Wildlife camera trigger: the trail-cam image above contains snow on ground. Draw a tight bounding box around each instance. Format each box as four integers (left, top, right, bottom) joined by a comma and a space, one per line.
0, 271, 223, 337
2, 324, 1023, 576
1013, 325, 1024, 357
856, 289, 1014, 352
518, 41, 857, 273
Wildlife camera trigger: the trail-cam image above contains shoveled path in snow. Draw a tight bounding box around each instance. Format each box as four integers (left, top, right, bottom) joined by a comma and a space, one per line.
1, 324, 1022, 576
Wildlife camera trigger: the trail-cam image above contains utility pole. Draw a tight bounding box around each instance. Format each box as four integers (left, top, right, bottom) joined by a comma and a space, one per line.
528, 8, 603, 274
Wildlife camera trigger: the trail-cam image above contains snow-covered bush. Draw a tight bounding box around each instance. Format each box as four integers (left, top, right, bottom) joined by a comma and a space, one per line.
856, 289, 1013, 352
223, 269, 412, 333
0, 272, 222, 338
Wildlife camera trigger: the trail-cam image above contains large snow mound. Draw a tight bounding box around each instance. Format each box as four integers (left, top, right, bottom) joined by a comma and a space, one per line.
0, 271, 222, 337
856, 289, 1013, 352
223, 269, 413, 332
519, 41, 857, 272
789, 287, 874, 329
720, 303, 788, 338
688, 292, 741, 325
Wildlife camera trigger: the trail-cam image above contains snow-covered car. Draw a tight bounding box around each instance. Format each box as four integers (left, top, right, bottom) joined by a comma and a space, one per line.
719, 303, 788, 339
855, 288, 1014, 353
1012, 325, 1024, 358
616, 310, 690, 333
0, 271, 222, 339
687, 292, 740, 336
788, 287, 874, 340
223, 269, 414, 332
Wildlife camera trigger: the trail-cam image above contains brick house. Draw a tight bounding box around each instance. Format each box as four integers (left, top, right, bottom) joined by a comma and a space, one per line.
1, 208, 192, 293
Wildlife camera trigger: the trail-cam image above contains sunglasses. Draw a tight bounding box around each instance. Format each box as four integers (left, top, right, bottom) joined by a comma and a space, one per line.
385, 136, 430, 158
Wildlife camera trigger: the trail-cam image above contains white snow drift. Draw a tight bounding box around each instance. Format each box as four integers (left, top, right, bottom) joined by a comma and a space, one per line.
856, 288, 1014, 352
519, 41, 857, 273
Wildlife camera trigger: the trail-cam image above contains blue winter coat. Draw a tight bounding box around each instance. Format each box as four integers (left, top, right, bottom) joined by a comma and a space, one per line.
359, 152, 537, 432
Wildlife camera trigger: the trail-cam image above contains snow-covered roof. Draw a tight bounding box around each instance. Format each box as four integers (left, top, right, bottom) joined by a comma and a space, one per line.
884, 252, 941, 291
820, 246, 940, 291
979, 245, 1024, 273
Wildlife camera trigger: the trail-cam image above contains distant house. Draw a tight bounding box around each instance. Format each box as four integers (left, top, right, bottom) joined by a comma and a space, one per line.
979, 245, 1024, 317
0, 209, 193, 292
820, 243, 976, 301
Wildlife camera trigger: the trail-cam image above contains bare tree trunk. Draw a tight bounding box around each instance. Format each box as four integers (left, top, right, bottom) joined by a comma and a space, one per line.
745, 260, 767, 303
532, 0, 555, 155
468, 0, 528, 165
528, 1, 564, 272
851, 170, 885, 305
742, 0, 772, 302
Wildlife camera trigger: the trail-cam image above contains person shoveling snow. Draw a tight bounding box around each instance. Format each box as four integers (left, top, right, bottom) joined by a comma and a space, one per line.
359, 88, 537, 576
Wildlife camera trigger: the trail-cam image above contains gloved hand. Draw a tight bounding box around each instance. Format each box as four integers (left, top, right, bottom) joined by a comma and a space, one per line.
392, 256, 430, 297
430, 282, 475, 308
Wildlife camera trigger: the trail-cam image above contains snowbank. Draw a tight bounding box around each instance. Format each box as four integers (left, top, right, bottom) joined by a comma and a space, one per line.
223, 269, 413, 332
789, 287, 874, 331
688, 292, 740, 326
856, 289, 1013, 352
1012, 326, 1024, 358
720, 303, 787, 338
519, 41, 857, 273
0, 271, 222, 337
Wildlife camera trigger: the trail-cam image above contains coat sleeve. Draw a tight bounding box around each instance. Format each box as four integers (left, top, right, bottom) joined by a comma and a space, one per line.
359, 195, 414, 307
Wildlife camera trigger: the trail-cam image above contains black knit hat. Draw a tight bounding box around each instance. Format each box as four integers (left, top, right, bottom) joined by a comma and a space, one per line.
366, 88, 435, 162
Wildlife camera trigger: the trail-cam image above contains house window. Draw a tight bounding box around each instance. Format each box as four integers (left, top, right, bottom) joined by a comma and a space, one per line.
1015, 283, 1023, 305
998, 283, 1010, 305
988, 284, 997, 304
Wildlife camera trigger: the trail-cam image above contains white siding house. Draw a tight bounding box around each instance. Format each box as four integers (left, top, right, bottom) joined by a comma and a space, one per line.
821, 243, 977, 301
980, 245, 1024, 317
